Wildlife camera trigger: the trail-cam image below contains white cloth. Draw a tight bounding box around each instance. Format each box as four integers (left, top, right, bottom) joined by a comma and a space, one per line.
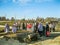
32, 24, 35, 32
12, 26, 17, 33
49, 24, 53, 28
5, 24, 9, 33
5, 28, 9, 33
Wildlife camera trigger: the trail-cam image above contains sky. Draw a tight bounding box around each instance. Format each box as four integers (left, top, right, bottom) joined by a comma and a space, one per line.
0, 0, 60, 19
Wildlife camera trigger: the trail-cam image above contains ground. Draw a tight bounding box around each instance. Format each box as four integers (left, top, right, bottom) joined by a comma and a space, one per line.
0, 31, 60, 45
28, 36, 60, 45
28, 32, 60, 45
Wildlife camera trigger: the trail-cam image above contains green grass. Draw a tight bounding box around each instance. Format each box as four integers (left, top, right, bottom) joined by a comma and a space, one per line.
0, 21, 14, 26
55, 23, 60, 32
0, 27, 4, 32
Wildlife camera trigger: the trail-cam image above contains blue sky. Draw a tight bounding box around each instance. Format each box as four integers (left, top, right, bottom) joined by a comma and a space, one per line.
0, 0, 60, 19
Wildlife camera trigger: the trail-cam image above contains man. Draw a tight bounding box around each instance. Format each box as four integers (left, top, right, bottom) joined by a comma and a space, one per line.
49, 23, 53, 32
52, 23, 55, 32
38, 22, 43, 37
22, 22, 25, 30
18, 22, 21, 30
34, 22, 39, 33
43, 25, 46, 36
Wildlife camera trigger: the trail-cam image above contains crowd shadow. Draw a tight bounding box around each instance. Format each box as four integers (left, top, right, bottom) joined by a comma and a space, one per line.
29, 32, 60, 44
0, 31, 60, 44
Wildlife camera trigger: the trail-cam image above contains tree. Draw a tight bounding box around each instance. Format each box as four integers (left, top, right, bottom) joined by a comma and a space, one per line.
6, 18, 10, 21
58, 18, 60, 21
36, 17, 44, 22
1, 16, 6, 20
21, 18, 25, 21
0, 17, 2, 20
11, 17, 15, 21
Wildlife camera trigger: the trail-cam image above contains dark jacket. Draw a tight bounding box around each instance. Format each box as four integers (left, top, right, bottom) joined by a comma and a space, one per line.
46, 24, 49, 31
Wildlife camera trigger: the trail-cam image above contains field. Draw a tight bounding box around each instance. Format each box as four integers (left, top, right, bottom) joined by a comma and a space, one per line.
0, 21, 60, 45
0, 21, 14, 26
0, 21, 60, 32
0, 21, 14, 32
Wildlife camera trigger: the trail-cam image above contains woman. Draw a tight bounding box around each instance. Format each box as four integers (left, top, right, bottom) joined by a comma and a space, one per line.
12, 24, 17, 33
45, 22, 50, 37
5, 23, 9, 33
34, 22, 39, 33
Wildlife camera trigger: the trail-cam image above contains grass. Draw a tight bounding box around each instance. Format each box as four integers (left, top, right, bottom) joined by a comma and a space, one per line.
0, 27, 4, 32
0, 21, 14, 26
28, 36, 60, 45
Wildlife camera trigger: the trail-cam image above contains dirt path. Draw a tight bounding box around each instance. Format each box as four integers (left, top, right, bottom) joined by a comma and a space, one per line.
28, 36, 60, 45
0, 31, 60, 45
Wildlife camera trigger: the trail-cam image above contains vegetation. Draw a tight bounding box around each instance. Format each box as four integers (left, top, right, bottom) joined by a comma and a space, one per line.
0, 21, 14, 26
0, 27, 4, 32
0, 16, 60, 45
0, 16, 60, 32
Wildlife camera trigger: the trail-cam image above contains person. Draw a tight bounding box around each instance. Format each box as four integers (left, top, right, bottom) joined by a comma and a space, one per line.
25, 23, 27, 30
32, 23, 35, 32
15, 22, 18, 30
17, 22, 20, 30
43, 25, 46, 36
12, 24, 17, 33
22, 22, 25, 30
45, 22, 50, 37
52, 23, 55, 32
27, 23, 32, 32
49, 23, 53, 32
34, 22, 39, 33
38, 22, 43, 37
5, 23, 10, 33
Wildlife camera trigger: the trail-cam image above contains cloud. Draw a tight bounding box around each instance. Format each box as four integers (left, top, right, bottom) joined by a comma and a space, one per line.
13, 0, 32, 4
0, 0, 54, 5
18, 0, 32, 3
13, 0, 16, 2
35, 0, 53, 2
10, 0, 54, 6
13, 0, 53, 4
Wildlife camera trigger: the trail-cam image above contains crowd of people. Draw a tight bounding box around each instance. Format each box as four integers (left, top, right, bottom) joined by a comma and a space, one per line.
4, 21, 56, 37
35, 22, 56, 37
4, 22, 26, 33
